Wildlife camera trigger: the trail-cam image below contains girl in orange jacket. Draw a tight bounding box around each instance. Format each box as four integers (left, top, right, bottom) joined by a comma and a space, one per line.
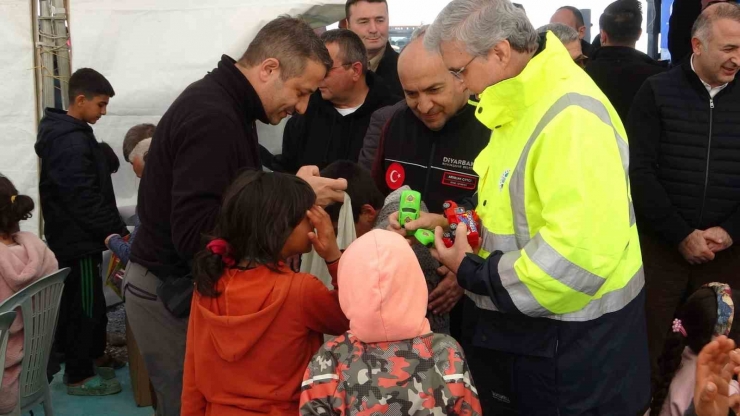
182, 171, 349, 416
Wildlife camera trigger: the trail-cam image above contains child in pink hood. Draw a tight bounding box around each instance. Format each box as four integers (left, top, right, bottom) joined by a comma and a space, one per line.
300, 229, 481, 416
0, 175, 58, 413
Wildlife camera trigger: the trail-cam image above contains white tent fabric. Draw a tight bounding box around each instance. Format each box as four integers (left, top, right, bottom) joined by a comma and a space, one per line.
0, 0, 40, 235
68, 0, 346, 207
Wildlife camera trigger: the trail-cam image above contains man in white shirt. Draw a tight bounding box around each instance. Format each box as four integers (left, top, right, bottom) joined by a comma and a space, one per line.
627, 1, 740, 379
273, 29, 399, 173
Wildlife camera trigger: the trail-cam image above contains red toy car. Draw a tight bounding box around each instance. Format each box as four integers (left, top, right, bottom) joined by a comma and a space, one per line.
441, 201, 481, 248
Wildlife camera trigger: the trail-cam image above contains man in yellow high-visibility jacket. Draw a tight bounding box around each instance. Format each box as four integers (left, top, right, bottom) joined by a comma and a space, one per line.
421, 0, 649, 414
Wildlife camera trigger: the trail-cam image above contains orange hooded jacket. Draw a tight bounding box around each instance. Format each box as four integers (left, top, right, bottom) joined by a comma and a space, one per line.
181, 261, 349, 416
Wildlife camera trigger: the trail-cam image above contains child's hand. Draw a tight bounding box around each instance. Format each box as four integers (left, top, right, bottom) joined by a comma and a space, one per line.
387, 211, 448, 246
307, 206, 342, 263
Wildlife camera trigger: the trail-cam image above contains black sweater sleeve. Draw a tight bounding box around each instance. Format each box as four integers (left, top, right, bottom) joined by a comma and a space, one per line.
627, 81, 694, 246
170, 112, 257, 259
45, 132, 126, 242
272, 115, 306, 174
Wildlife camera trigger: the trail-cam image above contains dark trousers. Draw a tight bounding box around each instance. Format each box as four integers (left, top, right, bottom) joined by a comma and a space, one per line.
463, 290, 649, 415
54, 253, 108, 384
642, 233, 740, 380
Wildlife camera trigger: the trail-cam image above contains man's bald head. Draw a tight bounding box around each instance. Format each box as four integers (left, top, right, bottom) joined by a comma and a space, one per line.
551, 6, 587, 40
398, 28, 470, 131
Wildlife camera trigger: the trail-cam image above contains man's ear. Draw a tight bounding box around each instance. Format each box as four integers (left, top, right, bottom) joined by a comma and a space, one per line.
691, 37, 704, 56
352, 62, 364, 81
73, 94, 87, 106
489, 39, 512, 67
259, 58, 281, 82
361, 204, 378, 223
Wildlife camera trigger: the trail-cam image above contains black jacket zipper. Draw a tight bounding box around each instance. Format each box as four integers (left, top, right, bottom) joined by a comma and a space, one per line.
698, 97, 715, 226
422, 140, 437, 201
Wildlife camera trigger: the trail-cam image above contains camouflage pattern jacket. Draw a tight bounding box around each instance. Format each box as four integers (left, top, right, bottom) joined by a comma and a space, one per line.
299, 332, 481, 416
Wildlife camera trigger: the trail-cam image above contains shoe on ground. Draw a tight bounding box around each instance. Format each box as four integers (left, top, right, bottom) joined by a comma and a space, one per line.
67, 375, 122, 396
96, 366, 117, 380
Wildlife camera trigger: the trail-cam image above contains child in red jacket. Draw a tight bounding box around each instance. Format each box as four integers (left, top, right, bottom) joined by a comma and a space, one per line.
181, 171, 349, 416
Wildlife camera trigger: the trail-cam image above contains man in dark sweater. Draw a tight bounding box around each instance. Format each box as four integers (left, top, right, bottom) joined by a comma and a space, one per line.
585, 0, 665, 122
346, 0, 403, 97
627, 2, 740, 381
126, 17, 346, 416
274, 29, 399, 173
35, 68, 127, 396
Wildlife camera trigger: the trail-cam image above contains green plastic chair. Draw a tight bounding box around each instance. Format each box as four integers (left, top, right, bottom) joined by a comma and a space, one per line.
0, 311, 18, 384
0, 268, 69, 416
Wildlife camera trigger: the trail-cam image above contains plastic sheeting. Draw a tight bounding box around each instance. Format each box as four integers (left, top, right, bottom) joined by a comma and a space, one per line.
68, 0, 346, 207
0, 0, 40, 235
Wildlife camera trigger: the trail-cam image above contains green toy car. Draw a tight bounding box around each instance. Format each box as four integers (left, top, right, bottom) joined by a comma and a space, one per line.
399, 190, 422, 230
414, 229, 435, 247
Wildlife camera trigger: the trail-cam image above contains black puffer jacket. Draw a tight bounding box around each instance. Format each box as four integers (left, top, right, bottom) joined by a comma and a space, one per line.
35, 108, 127, 260
628, 61, 740, 246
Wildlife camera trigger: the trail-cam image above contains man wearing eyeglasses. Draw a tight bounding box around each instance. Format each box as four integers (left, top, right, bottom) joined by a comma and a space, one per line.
273, 29, 399, 173
537, 23, 588, 67
425, 0, 649, 414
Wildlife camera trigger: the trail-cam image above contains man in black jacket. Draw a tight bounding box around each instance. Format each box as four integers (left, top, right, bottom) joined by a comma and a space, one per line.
35, 68, 127, 395
274, 29, 399, 173
585, 0, 666, 122
126, 17, 346, 416
359, 26, 490, 340
628, 2, 740, 379
346, 0, 403, 97
550, 5, 593, 57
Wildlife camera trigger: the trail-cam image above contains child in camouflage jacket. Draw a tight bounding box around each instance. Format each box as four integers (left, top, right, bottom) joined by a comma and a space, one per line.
299, 230, 481, 416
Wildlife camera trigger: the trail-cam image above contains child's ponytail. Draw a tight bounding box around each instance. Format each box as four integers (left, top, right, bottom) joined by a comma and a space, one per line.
193, 239, 236, 298
0, 175, 34, 236
649, 321, 689, 415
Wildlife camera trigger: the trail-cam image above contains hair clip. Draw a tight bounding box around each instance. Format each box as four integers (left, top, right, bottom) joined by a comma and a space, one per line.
672, 318, 687, 337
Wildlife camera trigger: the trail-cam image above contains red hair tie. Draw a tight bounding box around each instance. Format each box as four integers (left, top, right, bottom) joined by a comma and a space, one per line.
207, 239, 236, 267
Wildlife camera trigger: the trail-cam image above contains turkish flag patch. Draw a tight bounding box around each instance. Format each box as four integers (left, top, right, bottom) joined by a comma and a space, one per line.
385, 162, 406, 190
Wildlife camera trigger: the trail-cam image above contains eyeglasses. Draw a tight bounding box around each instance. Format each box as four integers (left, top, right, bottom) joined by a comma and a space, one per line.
574, 54, 589, 68
450, 56, 477, 80
329, 63, 353, 72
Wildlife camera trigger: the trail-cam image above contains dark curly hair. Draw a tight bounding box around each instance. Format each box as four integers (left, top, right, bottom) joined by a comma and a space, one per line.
650, 286, 740, 414
0, 174, 35, 237
192, 171, 316, 297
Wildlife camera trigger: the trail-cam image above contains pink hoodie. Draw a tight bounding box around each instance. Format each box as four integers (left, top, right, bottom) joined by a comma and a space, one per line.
0, 232, 58, 413
337, 229, 431, 342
